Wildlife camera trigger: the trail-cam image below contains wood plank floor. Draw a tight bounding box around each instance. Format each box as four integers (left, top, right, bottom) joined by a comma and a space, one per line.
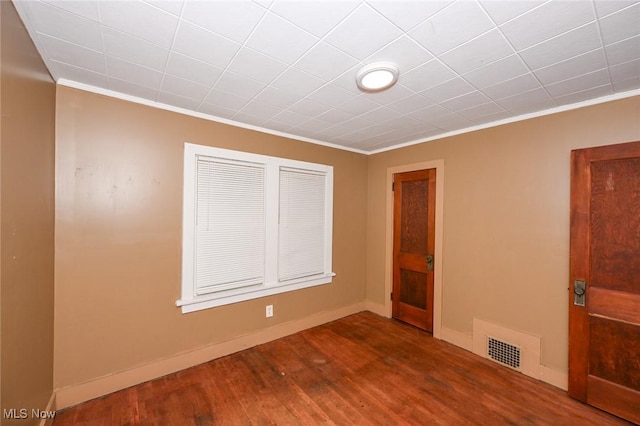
54, 312, 633, 425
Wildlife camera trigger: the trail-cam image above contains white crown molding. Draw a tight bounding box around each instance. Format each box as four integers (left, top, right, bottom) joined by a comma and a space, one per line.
58, 79, 639, 156
56, 79, 369, 156
369, 89, 640, 155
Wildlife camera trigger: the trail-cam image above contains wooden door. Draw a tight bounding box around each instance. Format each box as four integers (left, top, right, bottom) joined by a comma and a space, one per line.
569, 141, 640, 424
392, 169, 436, 332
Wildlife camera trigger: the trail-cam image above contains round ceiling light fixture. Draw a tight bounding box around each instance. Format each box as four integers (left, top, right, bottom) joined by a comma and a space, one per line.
356, 62, 399, 92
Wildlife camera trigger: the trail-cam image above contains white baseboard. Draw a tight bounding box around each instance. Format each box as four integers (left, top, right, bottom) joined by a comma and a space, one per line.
55, 302, 366, 409
441, 327, 473, 351
364, 300, 388, 317
540, 365, 568, 391
39, 392, 56, 426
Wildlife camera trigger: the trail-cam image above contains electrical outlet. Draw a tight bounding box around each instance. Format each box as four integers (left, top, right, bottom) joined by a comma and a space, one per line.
266, 305, 273, 318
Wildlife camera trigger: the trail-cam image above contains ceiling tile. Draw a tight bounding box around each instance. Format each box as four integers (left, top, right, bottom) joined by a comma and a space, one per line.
331, 64, 368, 94
545, 69, 610, 98
387, 93, 434, 114
17, 0, 640, 153
99, 0, 179, 47
499, 1, 595, 50
356, 107, 403, 123
294, 42, 359, 81
245, 12, 319, 64
335, 96, 381, 115
360, 83, 415, 105
252, 87, 299, 109
605, 35, 640, 66
214, 72, 267, 98
479, 0, 545, 25
496, 87, 556, 115
103, 27, 169, 71
409, 1, 495, 55
598, 3, 640, 45
160, 74, 209, 101
24, 1, 103, 51
269, 0, 359, 38
270, 67, 325, 97
172, 21, 241, 69
324, 4, 403, 60
306, 84, 359, 107
106, 57, 164, 89
613, 75, 640, 92
400, 59, 456, 92
108, 77, 158, 101
554, 84, 614, 106
594, 0, 638, 17
41, 0, 99, 21
368, 0, 452, 31
289, 98, 332, 117
440, 29, 514, 74
47, 60, 108, 87
463, 54, 529, 89
441, 91, 491, 112
37, 33, 106, 74
365, 36, 434, 74
238, 101, 282, 121
315, 108, 356, 124
458, 101, 506, 120
143, 1, 184, 16
609, 58, 640, 83
519, 23, 602, 70
182, 0, 264, 43
534, 49, 607, 85
227, 48, 289, 84
290, 118, 332, 134
482, 73, 542, 100
420, 77, 474, 103
204, 88, 250, 110
157, 91, 200, 110
165, 52, 223, 87
270, 110, 310, 128
197, 102, 237, 119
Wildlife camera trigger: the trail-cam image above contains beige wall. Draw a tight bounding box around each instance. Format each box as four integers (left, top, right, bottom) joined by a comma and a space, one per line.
367, 96, 640, 373
0, 0, 56, 423
54, 86, 368, 390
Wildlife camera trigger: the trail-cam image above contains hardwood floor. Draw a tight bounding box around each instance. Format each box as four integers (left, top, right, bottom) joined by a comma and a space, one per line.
54, 312, 632, 425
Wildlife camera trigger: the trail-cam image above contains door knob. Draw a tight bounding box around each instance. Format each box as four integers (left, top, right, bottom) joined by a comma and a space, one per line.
574, 280, 586, 307
426, 254, 434, 271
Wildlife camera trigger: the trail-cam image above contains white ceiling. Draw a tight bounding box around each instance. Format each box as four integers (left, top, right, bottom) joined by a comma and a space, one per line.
14, 0, 640, 153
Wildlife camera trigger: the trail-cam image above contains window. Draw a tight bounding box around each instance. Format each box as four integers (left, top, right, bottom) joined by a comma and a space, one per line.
178, 143, 334, 313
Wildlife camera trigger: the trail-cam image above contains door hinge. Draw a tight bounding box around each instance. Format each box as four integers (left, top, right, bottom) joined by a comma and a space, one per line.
390, 292, 393, 300
392, 181, 395, 191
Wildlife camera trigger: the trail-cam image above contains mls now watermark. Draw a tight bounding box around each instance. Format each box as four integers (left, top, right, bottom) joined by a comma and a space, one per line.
3, 408, 56, 420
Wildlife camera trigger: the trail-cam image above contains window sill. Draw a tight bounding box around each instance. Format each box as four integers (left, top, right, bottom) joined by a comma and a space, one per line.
176, 273, 336, 314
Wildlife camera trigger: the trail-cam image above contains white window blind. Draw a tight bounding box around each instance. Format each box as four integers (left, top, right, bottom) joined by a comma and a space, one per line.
180, 143, 334, 313
279, 167, 326, 282
195, 156, 265, 294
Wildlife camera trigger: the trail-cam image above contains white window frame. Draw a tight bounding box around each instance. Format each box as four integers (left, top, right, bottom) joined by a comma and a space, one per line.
178, 143, 334, 313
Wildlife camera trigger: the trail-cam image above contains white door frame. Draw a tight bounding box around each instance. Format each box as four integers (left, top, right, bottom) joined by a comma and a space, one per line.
384, 160, 445, 339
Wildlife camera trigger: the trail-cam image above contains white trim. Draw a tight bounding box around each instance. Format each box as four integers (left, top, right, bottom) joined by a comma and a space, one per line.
57, 79, 639, 156
540, 365, 568, 391
54, 302, 367, 409
384, 160, 445, 338
56, 79, 368, 155
368, 89, 640, 154
38, 393, 57, 426
364, 300, 387, 317
441, 327, 473, 352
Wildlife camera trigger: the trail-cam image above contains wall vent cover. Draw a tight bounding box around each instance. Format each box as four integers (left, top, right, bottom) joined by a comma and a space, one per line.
487, 336, 521, 370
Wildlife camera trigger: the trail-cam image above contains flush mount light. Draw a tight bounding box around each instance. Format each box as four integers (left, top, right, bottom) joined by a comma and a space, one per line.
356, 62, 399, 92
